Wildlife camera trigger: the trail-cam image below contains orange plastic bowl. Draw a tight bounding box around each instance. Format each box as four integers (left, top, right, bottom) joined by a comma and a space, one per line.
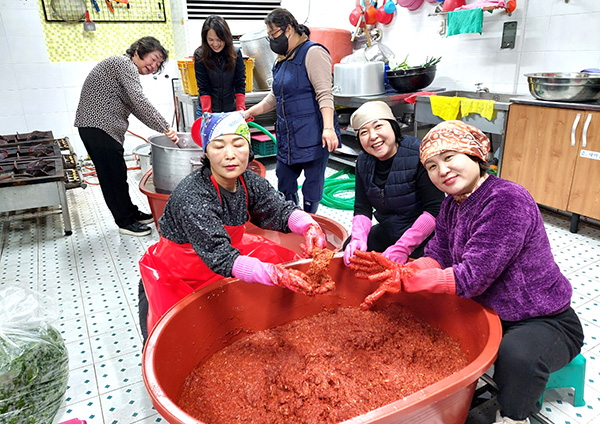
142, 256, 501, 424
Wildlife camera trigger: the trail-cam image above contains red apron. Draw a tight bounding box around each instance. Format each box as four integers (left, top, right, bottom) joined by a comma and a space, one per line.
139, 175, 301, 332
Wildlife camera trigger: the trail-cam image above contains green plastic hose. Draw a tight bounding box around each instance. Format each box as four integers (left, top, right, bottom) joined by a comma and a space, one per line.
320, 167, 356, 211
248, 121, 277, 144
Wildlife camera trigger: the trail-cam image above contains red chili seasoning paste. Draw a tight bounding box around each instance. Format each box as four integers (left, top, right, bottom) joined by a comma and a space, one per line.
178, 306, 468, 423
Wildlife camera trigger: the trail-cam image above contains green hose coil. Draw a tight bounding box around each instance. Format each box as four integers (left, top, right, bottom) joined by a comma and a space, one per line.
320, 167, 356, 211
248, 121, 277, 144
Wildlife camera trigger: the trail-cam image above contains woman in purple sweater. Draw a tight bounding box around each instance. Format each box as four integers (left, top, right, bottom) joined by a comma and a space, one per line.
354, 120, 583, 424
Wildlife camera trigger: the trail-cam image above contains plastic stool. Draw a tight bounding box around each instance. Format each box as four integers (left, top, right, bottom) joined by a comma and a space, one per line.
540, 353, 586, 407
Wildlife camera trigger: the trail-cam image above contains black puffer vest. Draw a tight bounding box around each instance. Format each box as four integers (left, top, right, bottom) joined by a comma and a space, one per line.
356, 135, 424, 238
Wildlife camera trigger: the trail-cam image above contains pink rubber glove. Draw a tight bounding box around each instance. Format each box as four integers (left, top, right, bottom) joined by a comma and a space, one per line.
343, 214, 372, 266
232, 255, 315, 294
288, 210, 326, 257
404, 267, 456, 294
232, 255, 275, 286
382, 212, 436, 264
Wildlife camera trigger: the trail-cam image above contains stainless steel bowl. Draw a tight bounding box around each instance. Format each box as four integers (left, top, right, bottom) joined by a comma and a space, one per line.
525, 72, 600, 102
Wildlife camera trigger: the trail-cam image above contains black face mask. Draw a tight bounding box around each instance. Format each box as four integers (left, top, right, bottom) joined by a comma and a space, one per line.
269, 31, 288, 56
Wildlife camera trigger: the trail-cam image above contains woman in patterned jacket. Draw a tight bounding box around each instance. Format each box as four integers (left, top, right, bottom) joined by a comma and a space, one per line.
138, 112, 328, 340
75, 36, 178, 236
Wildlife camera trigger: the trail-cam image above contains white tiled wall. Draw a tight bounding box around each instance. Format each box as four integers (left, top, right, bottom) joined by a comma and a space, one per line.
1, 0, 599, 157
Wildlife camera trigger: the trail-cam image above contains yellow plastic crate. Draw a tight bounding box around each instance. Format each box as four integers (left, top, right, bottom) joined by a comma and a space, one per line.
178, 57, 255, 97
177, 59, 198, 96
244, 57, 254, 93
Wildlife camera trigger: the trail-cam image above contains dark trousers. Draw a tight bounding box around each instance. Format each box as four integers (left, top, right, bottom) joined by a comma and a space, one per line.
79, 127, 140, 227
276, 154, 329, 212
494, 307, 584, 420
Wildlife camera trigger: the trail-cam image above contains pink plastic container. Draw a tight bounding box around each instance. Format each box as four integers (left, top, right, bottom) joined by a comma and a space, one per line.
143, 257, 501, 424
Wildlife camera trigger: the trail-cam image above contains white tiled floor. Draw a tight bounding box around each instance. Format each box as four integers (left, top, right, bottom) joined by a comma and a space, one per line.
1, 157, 599, 424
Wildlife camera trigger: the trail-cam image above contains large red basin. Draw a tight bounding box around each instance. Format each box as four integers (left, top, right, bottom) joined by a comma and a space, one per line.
143, 256, 501, 424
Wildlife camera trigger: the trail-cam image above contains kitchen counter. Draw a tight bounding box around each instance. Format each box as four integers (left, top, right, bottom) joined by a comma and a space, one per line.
334, 86, 445, 108
509, 95, 600, 111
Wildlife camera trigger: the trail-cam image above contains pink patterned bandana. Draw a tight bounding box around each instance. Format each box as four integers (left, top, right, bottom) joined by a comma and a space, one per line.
420, 120, 490, 165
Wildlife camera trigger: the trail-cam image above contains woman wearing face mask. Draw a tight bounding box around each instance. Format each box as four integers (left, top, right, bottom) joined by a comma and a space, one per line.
244, 8, 340, 214
194, 15, 246, 118
350, 121, 584, 424
138, 112, 328, 340
343, 101, 444, 266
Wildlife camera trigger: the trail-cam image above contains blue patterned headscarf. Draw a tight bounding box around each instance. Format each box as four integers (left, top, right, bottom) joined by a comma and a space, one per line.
200, 112, 251, 150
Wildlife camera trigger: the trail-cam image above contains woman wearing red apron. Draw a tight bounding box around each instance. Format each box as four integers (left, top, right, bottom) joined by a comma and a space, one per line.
139, 112, 326, 341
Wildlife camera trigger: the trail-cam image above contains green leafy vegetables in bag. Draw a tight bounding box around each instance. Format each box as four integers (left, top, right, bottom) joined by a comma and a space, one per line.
0, 286, 69, 424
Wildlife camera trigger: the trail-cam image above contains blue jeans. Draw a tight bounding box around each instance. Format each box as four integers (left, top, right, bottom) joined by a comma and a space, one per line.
276, 154, 329, 212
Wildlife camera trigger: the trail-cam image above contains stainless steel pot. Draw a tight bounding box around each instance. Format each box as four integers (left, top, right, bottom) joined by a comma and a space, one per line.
149, 133, 203, 194
525, 72, 600, 102
333, 61, 385, 96
240, 27, 277, 90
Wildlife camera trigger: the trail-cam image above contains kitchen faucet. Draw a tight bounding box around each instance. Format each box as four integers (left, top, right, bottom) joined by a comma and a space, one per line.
475, 83, 490, 93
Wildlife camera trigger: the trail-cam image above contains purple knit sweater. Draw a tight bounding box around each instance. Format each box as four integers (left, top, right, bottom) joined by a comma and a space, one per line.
424, 175, 572, 321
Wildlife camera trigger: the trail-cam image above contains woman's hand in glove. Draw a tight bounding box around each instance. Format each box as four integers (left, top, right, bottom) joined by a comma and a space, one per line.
343, 214, 372, 266
287, 210, 326, 258
349, 251, 416, 310
403, 268, 455, 294
232, 255, 316, 295
271, 265, 315, 295
302, 224, 327, 258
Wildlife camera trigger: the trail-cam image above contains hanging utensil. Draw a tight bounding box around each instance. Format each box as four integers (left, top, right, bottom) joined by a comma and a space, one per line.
364, 0, 378, 25
105, 0, 114, 13
83, 9, 96, 31
90, 0, 99, 12
350, 10, 364, 42
50, 0, 86, 22
376, 0, 394, 25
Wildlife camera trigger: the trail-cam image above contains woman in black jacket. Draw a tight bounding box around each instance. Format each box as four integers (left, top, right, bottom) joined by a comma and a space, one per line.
194, 15, 246, 118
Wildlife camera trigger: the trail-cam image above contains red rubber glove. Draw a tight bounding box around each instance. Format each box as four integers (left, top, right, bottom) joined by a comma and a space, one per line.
200, 95, 212, 113
349, 250, 416, 309
405, 256, 442, 272
404, 267, 456, 294
235, 93, 246, 111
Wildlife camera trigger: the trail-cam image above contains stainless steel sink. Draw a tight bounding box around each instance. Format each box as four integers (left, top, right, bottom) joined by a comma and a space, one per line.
413, 89, 516, 176
434, 90, 514, 110
413, 90, 515, 135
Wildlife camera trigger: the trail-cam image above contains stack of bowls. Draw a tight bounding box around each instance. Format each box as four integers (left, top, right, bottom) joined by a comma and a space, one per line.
398, 0, 425, 11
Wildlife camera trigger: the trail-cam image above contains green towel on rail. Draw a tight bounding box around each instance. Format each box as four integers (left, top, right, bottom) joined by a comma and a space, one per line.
447, 8, 484, 36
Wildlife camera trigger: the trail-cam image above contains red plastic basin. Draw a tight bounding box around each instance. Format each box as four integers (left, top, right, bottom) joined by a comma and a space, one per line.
142, 256, 501, 424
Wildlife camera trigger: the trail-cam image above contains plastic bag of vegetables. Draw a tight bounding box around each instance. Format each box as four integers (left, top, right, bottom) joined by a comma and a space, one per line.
0, 285, 69, 424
